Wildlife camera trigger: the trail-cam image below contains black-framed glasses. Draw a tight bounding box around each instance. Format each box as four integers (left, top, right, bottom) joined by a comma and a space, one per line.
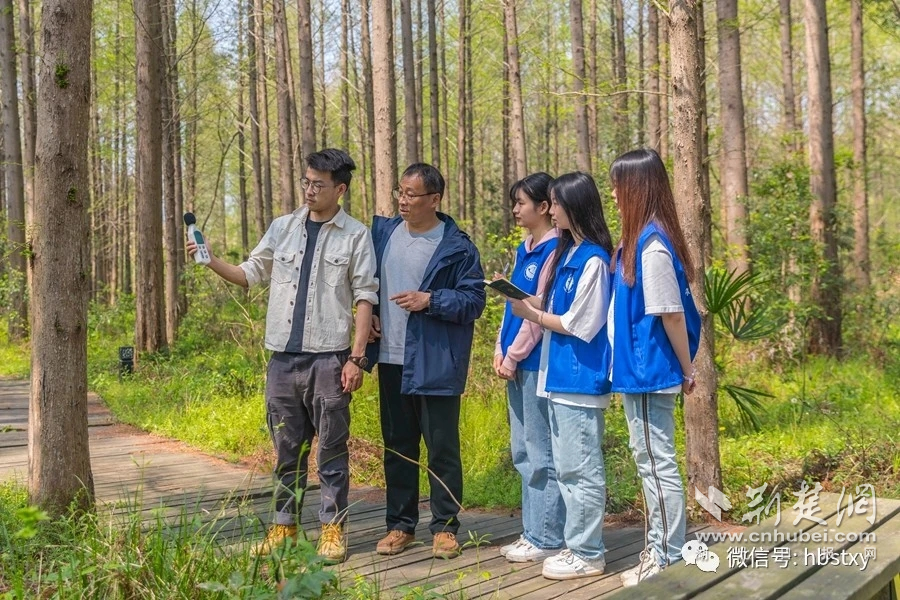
300, 178, 338, 194
392, 188, 437, 201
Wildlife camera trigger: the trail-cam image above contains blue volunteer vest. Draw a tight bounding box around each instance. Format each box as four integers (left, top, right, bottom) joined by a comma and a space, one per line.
544, 241, 612, 395
610, 223, 701, 393
499, 235, 559, 371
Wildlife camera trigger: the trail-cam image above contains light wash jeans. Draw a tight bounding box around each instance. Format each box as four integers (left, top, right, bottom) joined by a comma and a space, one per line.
508, 369, 566, 549
549, 401, 606, 560
622, 392, 686, 566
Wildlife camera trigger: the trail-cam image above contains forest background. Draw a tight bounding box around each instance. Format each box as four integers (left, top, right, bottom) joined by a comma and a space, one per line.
0, 0, 898, 525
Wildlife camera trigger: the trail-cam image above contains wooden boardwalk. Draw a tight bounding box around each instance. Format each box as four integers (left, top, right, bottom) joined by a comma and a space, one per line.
1, 378, 722, 598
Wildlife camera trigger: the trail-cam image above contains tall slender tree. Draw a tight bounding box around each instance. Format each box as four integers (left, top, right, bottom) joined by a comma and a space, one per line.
298, 0, 316, 158
29, 0, 94, 515
716, 0, 749, 274
659, 14, 670, 162
648, 3, 661, 151
273, 0, 295, 215
427, 0, 440, 167
779, 0, 800, 149
612, 0, 628, 152
340, 0, 351, 211
361, 0, 377, 213
804, 0, 842, 355
850, 0, 869, 289
372, 0, 396, 215
15, 0, 36, 223
569, 0, 591, 172
504, 0, 527, 181
456, 0, 468, 217
669, 0, 722, 500
0, 0, 27, 339
247, 0, 265, 237
238, 0, 249, 255
400, 0, 419, 164
134, 0, 166, 353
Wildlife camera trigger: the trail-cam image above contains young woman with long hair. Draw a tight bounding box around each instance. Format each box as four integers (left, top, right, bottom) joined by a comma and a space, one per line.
493, 173, 566, 563
509, 171, 614, 580
608, 148, 701, 586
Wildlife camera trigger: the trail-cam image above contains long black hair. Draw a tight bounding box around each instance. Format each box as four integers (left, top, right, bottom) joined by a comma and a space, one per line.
509, 172, 554, 208
543, 172, 613, 309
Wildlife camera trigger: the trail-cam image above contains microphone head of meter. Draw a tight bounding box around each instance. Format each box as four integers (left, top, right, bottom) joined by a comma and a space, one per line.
183, 212, 197, 226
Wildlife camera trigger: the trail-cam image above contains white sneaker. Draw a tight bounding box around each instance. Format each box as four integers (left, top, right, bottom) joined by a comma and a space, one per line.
505, 538, 557, 563
619, 548, 663, 586
542, 549, 606, 580
499, 535, 527, 557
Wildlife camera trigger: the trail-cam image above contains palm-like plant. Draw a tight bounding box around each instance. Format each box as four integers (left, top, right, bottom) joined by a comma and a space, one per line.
705, 267, 781, 431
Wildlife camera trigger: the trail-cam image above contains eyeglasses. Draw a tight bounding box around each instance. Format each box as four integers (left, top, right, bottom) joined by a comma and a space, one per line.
392, 189, 437, 201
300, 178, 339, 194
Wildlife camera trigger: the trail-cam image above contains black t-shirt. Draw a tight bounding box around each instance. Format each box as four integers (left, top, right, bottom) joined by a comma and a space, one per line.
283, 218, 326, 353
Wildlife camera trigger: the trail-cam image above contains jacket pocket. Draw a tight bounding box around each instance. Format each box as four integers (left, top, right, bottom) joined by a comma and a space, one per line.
271, 251, 295, 284
322, 253, 350, 287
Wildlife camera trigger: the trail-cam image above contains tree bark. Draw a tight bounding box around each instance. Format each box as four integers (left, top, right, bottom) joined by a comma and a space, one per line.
779, 0, 800, 150
456, 0, 467, 218
587, 0, 597, 154
804, 0, 842, 355
669, 0, 722, 505
318, 0, 327, 148
340, 0, 351, 212
638, 0, 645, 147
161, 0, 178, 344
569, 0, 591, 172
298, 0, 316, 158
613, 0, 628, 153
502, 23, 511, 234
238, 0, 249, 255
427, 0, 440, 167
850, 0, 869, 290
0, 0, 27, 339
372, 0, 396, 215
648, 3, 660, 152
716, 0, 749, 274
29, 0, 94, 515
273, 0, 295, 215
504, 0, 527, 181
134, 0, 166, 353
361, 0, 377, 214
15, 0, 35, 226
400, 0, 419, 165
659, 14, 670, 163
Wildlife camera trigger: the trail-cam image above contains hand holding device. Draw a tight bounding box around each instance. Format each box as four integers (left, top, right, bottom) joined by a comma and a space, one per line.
183, 212, 211, 265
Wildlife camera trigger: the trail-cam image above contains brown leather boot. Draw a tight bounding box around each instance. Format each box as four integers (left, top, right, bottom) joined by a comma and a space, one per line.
432, 532, 461, 559
376, 530, 416, 555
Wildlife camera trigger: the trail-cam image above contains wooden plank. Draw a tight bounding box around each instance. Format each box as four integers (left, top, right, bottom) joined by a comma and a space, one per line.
777, 509, 900, 600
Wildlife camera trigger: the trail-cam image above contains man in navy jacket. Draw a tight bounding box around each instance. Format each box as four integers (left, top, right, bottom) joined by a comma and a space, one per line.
365, 163, 486, 558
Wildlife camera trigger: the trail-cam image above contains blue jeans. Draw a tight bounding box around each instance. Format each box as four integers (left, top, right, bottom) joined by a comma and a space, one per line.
508, 370, 565, 549
549, 401, 606, 560
622, 393, 686, 566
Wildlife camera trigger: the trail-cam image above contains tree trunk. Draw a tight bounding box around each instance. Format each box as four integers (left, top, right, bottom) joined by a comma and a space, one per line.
255, 0, 273, 225
804, 0, 842, 356
238, 0, 249, 255
716, 0, 749, 274
779, 0, 800, 150
427, 0, 440, 167
349, 15, 369, 220
29, 0, 94, 515
273, 0, 295, 215
613, 0, 628, 153
502, 23, 511, 234
340, 0, 351, 212
298, 0, 316, 158
456, 0, 467, 218
166, 0, 185, 319
134, 0, 166, 353
161, 0, 181, 345
0, 0, 27, 339
318, 0, 327, 148
850, 0, 868, 290
669, 0, 722, 506
648, 3, 660, 152
569, 0, 591, 172
186, 0, 197, 212
696, 1, 711, 216
400, 0, 419, 165
361, 0, 377, 214
659, 14, 670, 163
505, 0, 527, 181
248, 0, 265, 236
415, 0, 424, 154
372, 0, 396, 216
587, 0, 597, 155
16, 0, 35, 226
638, 0, 645, 146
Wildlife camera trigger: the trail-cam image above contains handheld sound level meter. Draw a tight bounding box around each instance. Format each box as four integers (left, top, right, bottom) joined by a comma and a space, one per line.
183, 212, 211, 265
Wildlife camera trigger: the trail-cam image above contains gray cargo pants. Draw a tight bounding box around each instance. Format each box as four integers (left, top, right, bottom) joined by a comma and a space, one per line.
265, 351, 351, 526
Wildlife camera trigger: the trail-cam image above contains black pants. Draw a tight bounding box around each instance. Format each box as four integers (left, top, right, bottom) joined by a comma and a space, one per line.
378, 363, 462, 535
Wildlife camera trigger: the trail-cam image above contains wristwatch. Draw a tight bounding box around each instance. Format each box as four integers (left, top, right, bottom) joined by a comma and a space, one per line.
348, 355, 369, 369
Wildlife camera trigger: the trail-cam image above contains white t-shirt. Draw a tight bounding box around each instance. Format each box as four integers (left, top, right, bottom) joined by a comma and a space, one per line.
608, 234, 683, 394
536, 247, 612, 408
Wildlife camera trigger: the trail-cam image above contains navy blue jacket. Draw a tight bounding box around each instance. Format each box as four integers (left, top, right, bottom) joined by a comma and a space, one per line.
365, 213, 486, 396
